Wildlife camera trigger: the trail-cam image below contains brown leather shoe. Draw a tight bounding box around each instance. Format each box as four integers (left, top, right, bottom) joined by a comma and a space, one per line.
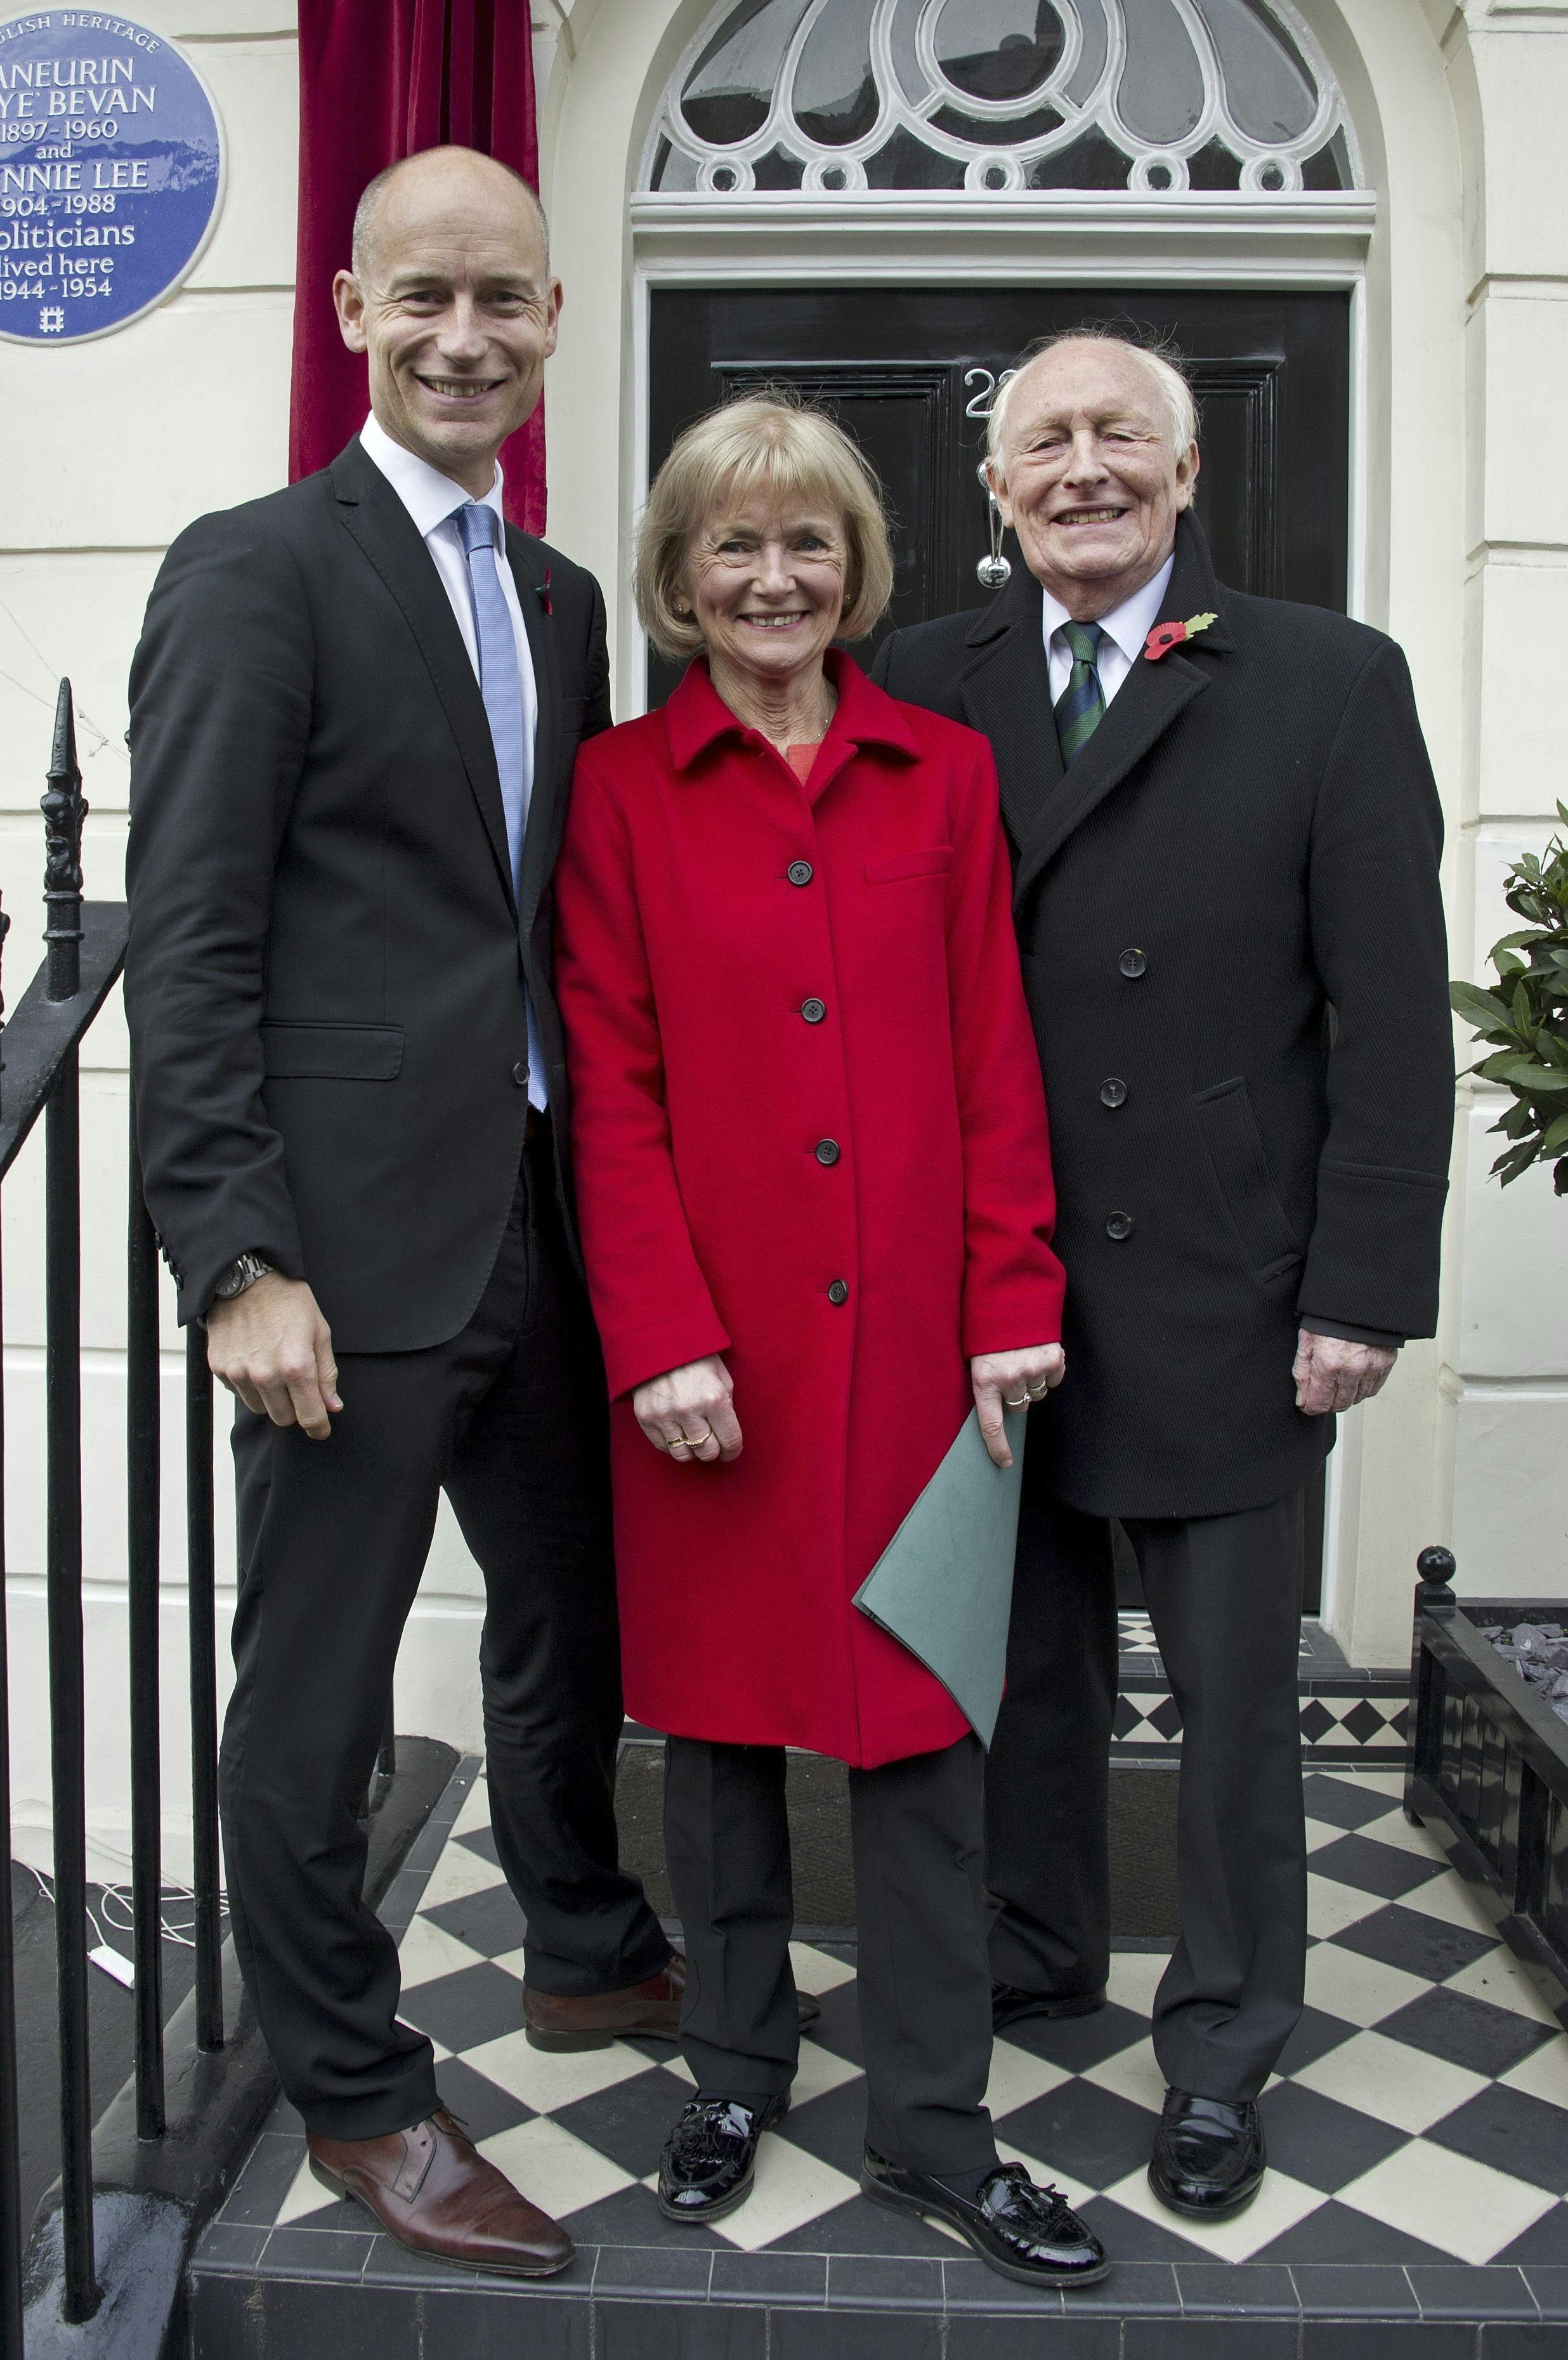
307, 2109, 572, 2276
524, 1951, 821, 2052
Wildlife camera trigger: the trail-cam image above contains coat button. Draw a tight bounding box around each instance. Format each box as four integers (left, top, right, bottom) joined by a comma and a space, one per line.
1100, 1078, 1128, 1108
801, 997, 827, 1024
1119, 948, 1147, 978
787, 860, 814, 886
815, 1139, 840, 1165
1106, 1210, 1134, 1242
512, 1063, 528, 1087
827, 1279, 849, 1305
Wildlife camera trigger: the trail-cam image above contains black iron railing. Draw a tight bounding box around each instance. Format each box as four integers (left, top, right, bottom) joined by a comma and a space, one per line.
0, 681, 225, 2347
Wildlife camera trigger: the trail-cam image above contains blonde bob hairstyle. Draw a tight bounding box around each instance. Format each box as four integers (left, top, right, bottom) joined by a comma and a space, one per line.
636, 394, 896, 661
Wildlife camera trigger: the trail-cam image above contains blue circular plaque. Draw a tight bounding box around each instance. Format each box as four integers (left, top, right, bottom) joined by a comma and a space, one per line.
0, 9, 224, 344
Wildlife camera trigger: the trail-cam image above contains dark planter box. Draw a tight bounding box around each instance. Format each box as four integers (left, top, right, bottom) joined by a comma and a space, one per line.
1405, 1547, 1568, 2029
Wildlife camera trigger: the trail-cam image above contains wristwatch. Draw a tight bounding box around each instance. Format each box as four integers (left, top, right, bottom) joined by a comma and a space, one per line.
213, 1251, 274, 1302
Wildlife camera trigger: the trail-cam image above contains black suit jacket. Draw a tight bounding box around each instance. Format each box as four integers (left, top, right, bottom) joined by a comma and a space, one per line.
873, 515, 1453, 1518
126, 435, 610, 1351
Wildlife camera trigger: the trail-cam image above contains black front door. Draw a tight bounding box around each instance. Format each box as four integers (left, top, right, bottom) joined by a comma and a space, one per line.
645, 283, 1350, 1614
646, 284, 1350, 702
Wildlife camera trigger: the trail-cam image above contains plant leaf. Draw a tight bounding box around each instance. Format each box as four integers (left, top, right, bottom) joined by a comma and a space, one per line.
1449, 982, 1513, 1031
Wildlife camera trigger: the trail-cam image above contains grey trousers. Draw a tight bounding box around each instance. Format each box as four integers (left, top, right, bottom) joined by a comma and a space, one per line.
663, 1733, 999, 2175
986, 1485, 1309, 2105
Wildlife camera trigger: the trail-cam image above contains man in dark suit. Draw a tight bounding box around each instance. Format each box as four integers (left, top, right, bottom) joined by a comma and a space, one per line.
125, 147, 679, 2276
873, 329, 1453, 2220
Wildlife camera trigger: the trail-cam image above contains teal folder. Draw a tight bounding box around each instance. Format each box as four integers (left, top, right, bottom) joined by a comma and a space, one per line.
852, 1408, 1026, 1748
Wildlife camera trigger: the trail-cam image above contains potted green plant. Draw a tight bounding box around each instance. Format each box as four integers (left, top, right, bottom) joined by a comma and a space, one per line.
1449, 801, 1568, 1194
1402, 807, 1568, 2016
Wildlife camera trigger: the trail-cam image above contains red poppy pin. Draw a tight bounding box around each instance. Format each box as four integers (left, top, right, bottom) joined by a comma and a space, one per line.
535, 570, 553, 617
1144, 610, 1217, 662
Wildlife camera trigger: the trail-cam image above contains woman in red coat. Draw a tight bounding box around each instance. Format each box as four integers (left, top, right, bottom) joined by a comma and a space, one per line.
554, 397, 1104, 2288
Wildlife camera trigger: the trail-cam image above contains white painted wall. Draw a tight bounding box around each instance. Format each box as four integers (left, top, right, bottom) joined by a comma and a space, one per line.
1, 0, 1563, 1878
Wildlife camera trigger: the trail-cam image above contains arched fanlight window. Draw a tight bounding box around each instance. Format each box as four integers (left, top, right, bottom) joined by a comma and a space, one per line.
642, 0, 1361, 196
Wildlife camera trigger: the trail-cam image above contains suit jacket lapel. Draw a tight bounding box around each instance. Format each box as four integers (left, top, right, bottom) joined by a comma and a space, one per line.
330, 440, 516, 910
1008, 513, 1235, 910
507, 530, 562, 942
957, 569, 1063, 870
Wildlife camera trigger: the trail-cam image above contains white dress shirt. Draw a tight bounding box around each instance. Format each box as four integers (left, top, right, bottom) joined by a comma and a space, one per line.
359, 411, 547, 1108
1042, 553, 1176, 709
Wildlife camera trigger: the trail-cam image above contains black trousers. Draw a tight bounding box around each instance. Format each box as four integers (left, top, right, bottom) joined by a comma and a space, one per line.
220, 1132, 670, 2140
663, 1734, 998, 2175
986, 1471, 1308, 2105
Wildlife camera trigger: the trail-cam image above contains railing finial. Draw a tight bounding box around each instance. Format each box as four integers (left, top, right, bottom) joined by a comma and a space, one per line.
42, 677, 87, 1004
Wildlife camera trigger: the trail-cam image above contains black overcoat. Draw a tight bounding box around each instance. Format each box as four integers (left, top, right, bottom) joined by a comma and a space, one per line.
126, 435, 610, 1350
872, 515, 1453, 1518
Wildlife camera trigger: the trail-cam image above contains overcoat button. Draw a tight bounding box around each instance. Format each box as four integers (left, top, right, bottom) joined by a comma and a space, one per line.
1119, 948, 1147, 978
801, 997, 827, 1024
827, 1279, 849, 1305
815, 1139, 840, 1165
1100, 1078, 1128, 1108
512, 1063, 528, 1087
787, 860, 814, 886
1106, 1210, 1135, 1241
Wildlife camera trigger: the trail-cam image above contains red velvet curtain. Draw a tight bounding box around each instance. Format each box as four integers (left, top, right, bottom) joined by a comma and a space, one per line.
289, 0, 546, 534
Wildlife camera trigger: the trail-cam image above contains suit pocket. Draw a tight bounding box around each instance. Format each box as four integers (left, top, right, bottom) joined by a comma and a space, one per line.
865, 847, 954, 886
1192, 1077, 1302, 1283
260, 1021, 404, 1081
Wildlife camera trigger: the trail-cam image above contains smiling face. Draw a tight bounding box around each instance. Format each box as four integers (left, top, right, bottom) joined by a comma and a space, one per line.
989, 340, 1198, 619
333, 150, 561, 498
685, 487, 849, 699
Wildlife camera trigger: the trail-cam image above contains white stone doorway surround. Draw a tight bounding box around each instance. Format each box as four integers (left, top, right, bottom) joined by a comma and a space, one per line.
526, 0, 1470, 1688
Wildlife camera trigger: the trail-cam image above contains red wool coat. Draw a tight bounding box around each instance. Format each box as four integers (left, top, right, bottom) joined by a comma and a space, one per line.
554, 653, 1065, 1768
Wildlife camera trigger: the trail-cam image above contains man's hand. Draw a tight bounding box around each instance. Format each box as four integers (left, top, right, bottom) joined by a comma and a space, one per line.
970, 1344, 1065, 1469
207, 1274, 341, 1439
1293, 1328, 1397, 1417
632, 1355, 742, 1464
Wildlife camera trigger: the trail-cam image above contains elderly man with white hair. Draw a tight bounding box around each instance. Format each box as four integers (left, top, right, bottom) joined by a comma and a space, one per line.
873, 327, 1453, 2222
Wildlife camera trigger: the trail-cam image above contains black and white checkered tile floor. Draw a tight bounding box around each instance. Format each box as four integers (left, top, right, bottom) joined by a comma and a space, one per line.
210, 1756, 1568, 2283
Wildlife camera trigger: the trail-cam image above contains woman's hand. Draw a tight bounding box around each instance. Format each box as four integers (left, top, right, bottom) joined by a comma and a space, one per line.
633, 1355, 742, 1465
970, 1345, 1065, 1469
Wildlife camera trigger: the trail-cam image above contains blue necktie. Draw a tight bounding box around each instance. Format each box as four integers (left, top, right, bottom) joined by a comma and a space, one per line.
456, 499, 546, 1104
456, 501, 527, 894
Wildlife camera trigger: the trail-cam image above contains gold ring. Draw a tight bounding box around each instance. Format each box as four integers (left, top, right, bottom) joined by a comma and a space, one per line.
668, 1437, 691, 1452
1003, 1395, 1030, 1410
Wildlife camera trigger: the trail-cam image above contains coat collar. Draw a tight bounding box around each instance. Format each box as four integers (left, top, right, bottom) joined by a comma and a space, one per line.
665, 648, 921, 787
960, 512, 1234, 909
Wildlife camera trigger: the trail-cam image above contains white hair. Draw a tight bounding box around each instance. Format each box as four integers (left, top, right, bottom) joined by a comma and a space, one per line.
988, 331, 1199, 480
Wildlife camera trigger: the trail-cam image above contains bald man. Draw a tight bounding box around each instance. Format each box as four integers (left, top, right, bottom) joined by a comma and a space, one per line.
874, 329, 1453, 2222
126, 148, 679, 2273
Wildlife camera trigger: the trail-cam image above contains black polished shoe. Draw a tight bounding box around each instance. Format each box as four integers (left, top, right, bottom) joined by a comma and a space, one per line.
657, 2093, 788, 2224
992, 1980, 1107, 2033
861, 2150, 1109, 2288
1148, 2088, 1265, 2219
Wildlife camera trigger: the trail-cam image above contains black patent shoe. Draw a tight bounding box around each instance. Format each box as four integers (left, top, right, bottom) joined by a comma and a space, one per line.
1148, 2088, 1265, 2219
861, 2150, 1109, 2288
657, 2093, 788, 2224
992, 1980, 1107, 2033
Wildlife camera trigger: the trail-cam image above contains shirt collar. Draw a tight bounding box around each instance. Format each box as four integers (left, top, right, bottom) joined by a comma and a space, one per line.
358, 411, 506, 540
1040, 552, 1176, 669
665, 648, 921, 773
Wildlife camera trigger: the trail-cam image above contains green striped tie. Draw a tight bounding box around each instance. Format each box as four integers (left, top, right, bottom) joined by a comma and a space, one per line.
1054, 620, 1106, 766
